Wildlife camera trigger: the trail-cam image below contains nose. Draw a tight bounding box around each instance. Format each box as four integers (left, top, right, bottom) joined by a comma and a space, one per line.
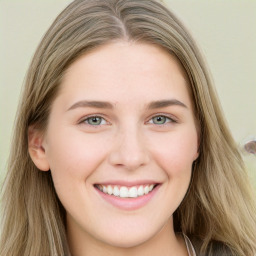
108, 127, 150, 170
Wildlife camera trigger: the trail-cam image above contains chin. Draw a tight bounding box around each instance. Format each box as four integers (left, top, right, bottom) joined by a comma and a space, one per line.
102, 234, 151, 249
96, 223, 163, 249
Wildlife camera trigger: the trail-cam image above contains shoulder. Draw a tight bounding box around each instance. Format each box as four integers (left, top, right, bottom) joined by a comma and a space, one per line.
188, 235, 233, 256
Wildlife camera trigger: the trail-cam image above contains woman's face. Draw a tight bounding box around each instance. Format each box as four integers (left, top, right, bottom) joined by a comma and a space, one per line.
36, 42, 199, 248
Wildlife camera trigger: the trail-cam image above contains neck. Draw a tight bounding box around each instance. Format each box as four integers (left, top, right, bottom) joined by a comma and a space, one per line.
67, 218, 188, 256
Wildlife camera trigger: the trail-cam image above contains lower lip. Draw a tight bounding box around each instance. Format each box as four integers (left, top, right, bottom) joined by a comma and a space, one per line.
94, 185, 160, 211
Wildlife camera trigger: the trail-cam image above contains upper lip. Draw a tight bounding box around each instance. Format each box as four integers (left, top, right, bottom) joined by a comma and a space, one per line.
94, 180, 161, 187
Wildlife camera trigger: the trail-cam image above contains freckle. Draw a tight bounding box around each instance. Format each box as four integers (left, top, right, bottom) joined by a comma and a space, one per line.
244, 140, 256, 154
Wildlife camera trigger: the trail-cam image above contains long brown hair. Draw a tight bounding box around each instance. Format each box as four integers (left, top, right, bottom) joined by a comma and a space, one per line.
1, 1, 255, 255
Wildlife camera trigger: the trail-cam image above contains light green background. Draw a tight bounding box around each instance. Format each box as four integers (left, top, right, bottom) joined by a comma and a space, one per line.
0, 0, 256, 189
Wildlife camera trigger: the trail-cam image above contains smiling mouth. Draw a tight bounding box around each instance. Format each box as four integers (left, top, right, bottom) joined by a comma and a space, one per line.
94, 184, 158, 199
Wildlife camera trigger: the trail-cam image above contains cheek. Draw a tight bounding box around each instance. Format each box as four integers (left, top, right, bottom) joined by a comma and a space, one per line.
44, 128, 110, 182
44, 129, 112, 214
149, 129, 198, 176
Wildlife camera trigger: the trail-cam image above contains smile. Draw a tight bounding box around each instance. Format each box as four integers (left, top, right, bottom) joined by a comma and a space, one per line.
94, 184, 157, 198
94, 182, 161, 210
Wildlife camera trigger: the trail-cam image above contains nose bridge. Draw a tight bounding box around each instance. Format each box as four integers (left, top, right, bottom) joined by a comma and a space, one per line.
108, 123, 150, 170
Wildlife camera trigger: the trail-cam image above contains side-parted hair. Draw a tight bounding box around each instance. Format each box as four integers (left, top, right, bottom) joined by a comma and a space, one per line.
1, 1, 255, 255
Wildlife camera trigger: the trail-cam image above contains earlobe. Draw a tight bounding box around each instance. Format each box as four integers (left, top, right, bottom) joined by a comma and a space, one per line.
194, 142, 200, 161
28, 126, 50, 171
195, 127, 201, 160
194, 150, 199, 160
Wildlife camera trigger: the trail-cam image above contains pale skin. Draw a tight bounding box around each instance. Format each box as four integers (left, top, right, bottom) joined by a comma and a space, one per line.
29, 41, 199, 256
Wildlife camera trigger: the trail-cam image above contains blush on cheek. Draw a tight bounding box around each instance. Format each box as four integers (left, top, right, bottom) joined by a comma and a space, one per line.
152, 141, 195, 179
47, 129, 110, 175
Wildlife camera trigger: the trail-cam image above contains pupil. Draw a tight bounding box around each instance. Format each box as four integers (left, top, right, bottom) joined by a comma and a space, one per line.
89, 117, 101, 125
93, 118, 98, 122
154, 116, 165, 124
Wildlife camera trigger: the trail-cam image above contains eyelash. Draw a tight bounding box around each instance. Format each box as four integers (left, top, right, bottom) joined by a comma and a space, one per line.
79, 115, 109, 127
147, 114, 177, 126
79, 113, 177, 127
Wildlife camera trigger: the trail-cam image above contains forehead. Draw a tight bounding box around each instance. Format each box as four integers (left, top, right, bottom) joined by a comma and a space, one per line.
57, 41, 192, 109
64, 41, 188, 81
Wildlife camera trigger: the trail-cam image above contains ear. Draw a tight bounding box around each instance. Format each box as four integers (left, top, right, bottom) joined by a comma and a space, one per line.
28, 125, 50, 171
193, 147, 199, 160
194, 120, 201, 160
193, 139, 200, 161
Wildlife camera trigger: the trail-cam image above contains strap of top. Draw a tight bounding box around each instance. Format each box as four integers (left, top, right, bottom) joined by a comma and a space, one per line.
188, 235, 233, 256
183, 233, 197, 256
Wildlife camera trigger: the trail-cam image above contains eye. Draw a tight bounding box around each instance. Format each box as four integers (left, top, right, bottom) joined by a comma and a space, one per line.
148, 115, 174, 125
83, 116, 107, 126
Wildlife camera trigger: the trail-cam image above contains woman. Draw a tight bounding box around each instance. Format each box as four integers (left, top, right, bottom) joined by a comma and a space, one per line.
1, 0, 255, 255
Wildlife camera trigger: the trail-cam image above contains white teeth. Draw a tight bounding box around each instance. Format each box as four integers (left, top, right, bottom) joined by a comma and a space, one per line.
113, 186, 119, 196
107, 185, 112, 195
120, 186, 129, 198
137, 185, 144, 196
144, 185, 149, 194
129, 186, 138, 198
98, 184, 156, 198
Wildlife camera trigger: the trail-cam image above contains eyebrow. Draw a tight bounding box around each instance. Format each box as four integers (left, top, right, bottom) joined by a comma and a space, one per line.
67, 100, 113, 111
147, 99, 187, 109
67, 99, 187, 111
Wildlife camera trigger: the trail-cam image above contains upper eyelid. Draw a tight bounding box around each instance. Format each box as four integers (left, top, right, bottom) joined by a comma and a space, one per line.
78, 114, 108, 123
78, 116, 110, 129
77, 113, 178, 125
146, 113, 178, 123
